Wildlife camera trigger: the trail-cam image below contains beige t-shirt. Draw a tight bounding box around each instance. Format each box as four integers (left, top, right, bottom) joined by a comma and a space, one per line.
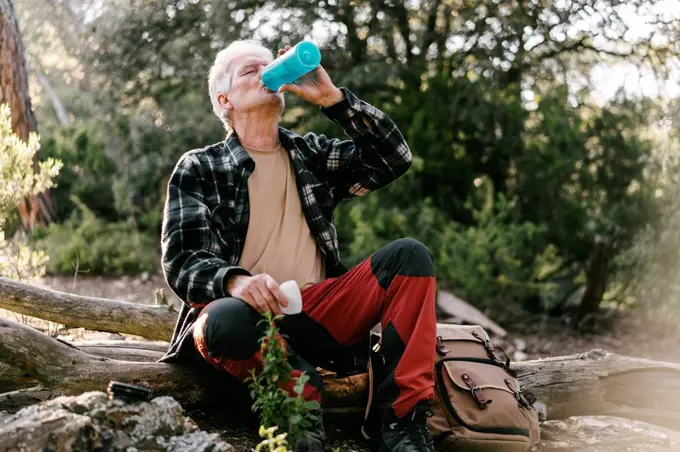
239, 144, 325, 289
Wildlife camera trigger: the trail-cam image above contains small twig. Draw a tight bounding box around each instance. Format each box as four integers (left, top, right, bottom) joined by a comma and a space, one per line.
71, 252, 80, 291
71, 251, 90, 292
1, 244, 22, 282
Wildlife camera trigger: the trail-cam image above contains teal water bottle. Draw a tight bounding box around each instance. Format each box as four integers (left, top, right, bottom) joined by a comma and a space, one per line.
262, 40, 321, 92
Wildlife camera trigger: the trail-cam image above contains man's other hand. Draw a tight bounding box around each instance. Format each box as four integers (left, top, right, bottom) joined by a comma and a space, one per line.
226, 274, 289, 315
276, 45, 344, 108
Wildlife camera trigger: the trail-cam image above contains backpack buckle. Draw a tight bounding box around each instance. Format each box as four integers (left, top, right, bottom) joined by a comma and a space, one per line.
505, 378, 533, 409
472, 331, 513, 372
436, 336, 450, 356
461, 374, 491, 409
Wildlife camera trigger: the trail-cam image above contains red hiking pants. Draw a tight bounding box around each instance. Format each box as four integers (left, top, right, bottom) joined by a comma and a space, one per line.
193, 238, 437, 419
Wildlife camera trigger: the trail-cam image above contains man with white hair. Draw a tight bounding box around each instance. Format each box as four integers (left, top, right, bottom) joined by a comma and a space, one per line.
159, 40, 437, 452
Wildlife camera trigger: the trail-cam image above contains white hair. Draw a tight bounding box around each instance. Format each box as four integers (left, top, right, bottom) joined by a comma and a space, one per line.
207, 40, 274, 133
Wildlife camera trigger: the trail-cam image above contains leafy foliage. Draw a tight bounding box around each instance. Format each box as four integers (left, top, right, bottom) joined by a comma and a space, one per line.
246, 312, 321, 449
0, 103, 61, 280
31, 198, 158, 276
620, 100, 680, 319
40, 125, 118, 222
255, 425, 290, 452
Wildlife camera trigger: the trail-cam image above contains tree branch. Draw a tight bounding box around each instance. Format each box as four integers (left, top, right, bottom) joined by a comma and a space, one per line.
390, 1, 412, 63
0, 277, 176, 341
24, 57, 69, 126
421, 0, 443, 57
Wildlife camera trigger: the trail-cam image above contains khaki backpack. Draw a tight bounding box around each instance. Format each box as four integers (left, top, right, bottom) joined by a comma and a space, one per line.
362, 324, 541, 451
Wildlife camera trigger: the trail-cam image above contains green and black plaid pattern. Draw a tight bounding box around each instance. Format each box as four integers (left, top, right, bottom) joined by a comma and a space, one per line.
159, 87, 412, 363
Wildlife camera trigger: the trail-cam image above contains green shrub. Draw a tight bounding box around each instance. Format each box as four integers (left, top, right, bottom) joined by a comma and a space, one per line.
246, 312, 320, 450
0, 103, 62, 280
337, 193, 559, 316
40, 125, 119, 222
32, 198, 158, 276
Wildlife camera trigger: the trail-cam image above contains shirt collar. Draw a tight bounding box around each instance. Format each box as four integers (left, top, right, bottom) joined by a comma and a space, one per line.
224, 127, 301, 169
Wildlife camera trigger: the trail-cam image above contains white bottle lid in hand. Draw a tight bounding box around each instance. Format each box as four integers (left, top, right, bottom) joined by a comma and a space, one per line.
279, 280, 302, 315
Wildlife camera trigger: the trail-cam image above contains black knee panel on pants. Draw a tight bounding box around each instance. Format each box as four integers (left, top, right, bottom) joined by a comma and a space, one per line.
370, 238, 434, 290
197, 297, 264, 360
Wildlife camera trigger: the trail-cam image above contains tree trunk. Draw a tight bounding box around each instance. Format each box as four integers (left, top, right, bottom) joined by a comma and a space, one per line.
0, 0, 55, 228
1, 316, 680, 432
578, 237, 610, 321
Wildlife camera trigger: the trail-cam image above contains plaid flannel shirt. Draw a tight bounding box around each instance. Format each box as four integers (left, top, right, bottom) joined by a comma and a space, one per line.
159, 87, 412, 362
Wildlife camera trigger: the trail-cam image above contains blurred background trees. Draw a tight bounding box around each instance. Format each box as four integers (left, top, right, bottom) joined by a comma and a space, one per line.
9, 0, 680, 321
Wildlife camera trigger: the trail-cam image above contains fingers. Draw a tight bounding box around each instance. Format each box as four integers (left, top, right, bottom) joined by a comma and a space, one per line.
234, 274, 288, 315
253, 274, 284, 316
248, 286, 270, 314
257, 284, 282, 316
264, 276, 288, 308
277, 83, 303, 96
277, 45, 293, 57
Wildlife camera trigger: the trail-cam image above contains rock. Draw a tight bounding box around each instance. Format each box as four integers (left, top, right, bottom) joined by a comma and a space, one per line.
537, 416, 680, 451
0, 391, 233, 451
513, 338, 527, 351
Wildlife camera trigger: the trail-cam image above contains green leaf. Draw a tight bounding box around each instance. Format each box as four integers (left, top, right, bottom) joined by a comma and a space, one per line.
289, 414, 302, 426
302, 400, 320, 410
297, 374, 310, 385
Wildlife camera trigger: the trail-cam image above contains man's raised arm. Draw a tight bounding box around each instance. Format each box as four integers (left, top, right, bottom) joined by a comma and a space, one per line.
304, 87, 413, 203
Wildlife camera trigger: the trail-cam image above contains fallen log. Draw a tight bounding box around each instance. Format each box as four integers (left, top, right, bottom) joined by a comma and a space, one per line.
0, 386, 54, 413
0, 341, 167, 390
1, 317, 680, 432
437, 290, 507, 337
0, 317, 366, 413
70, 340, 170, 362
0, 362, 36, 392
0, 276, 176, 341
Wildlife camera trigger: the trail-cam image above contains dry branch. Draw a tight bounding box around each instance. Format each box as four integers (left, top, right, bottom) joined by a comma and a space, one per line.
70, 340, 169, 362
0, 277, 175, 341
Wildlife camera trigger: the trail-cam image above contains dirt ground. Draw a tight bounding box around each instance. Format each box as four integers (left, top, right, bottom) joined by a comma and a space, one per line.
13, 273, 680, 451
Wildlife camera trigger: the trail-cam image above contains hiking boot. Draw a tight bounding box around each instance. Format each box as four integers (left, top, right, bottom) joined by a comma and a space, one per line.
294, 410, 325, 452
380, 401, 435, 452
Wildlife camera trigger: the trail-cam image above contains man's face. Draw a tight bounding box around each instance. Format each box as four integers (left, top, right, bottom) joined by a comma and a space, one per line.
223, 51, 284, 118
